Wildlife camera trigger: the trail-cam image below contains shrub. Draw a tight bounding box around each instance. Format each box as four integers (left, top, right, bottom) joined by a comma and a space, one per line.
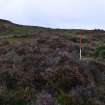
94, 46, 105, 59
99, 50, 105, 59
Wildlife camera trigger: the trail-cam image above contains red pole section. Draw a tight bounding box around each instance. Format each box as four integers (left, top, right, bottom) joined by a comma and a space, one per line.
80, 33, 83, 49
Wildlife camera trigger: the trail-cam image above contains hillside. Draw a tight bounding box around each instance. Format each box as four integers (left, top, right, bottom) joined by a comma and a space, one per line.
0, 19, 105, 105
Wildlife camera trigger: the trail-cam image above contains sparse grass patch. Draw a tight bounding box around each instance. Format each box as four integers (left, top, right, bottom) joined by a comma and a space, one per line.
7, 37, 18, 44
63, 32, 74, 39
7, 35, 32, 44
57, 90, 74, 105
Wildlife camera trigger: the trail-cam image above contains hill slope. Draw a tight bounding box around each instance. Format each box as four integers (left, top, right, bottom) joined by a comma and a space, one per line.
0, 19, 105, 105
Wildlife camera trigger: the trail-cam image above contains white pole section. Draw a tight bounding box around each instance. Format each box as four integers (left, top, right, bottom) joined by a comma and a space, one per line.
80, 33, 82, 60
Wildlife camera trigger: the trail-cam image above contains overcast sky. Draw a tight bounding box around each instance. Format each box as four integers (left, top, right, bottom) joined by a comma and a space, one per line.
0, 0, 105, 29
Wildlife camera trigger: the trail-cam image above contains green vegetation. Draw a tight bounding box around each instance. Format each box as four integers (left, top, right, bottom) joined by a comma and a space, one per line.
57, 90, 74, 105
7, 37, 18, 44
7, 35, 32, 44
0, 91, 27, 105
57, 90, 91, 105
94, 46, 105, 59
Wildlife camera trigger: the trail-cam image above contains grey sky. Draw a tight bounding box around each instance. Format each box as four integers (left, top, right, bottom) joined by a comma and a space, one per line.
0, 0, 105, 29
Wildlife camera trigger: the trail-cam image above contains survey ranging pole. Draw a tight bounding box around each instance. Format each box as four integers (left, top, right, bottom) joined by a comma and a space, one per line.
79, 32, 92, 60
80, 33, 83, 60
89, 33, 92, 49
